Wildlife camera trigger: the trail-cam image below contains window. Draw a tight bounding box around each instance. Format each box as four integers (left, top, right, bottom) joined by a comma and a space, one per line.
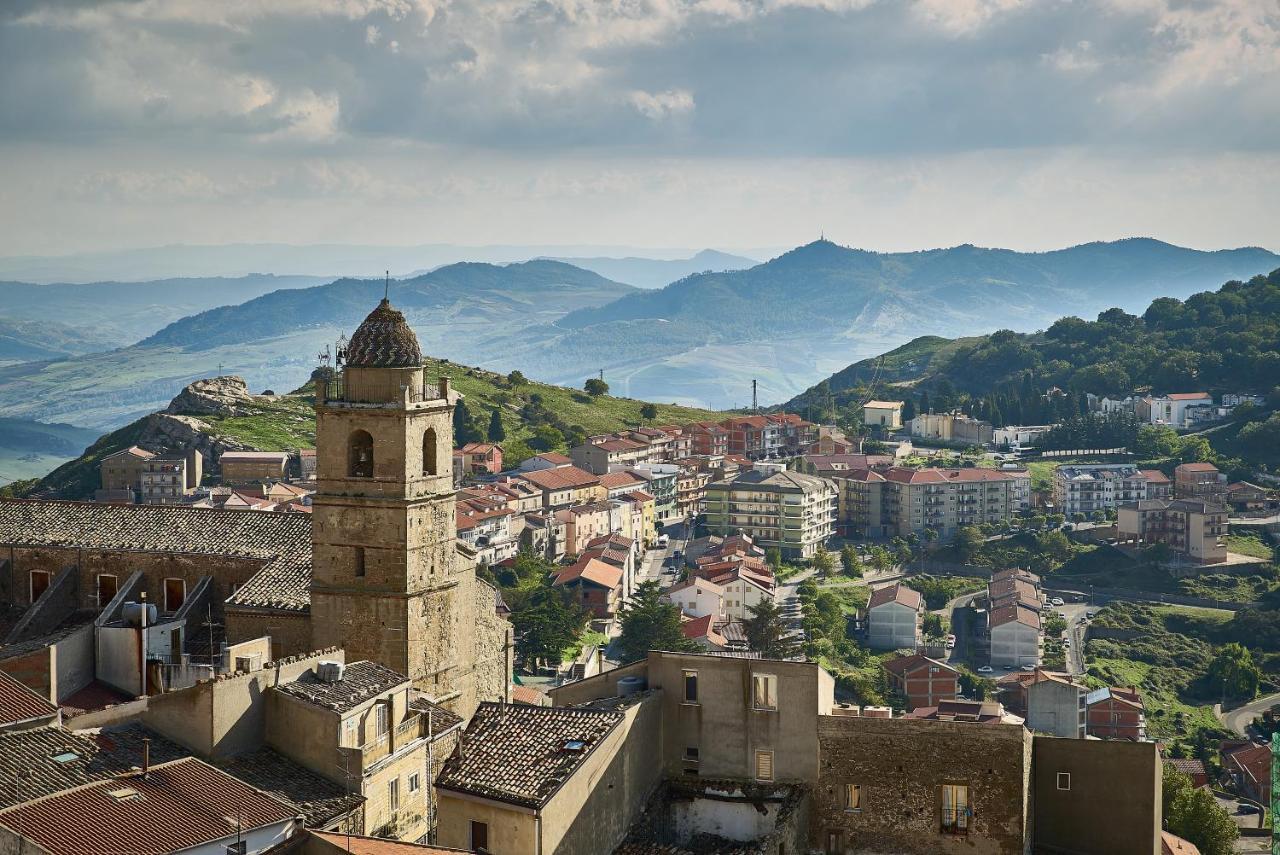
684, 747, 699, 762
1056, 772, 1071, 791
29, 570, 50, 603
755, 750, 774, 781
753, 674, 778, 711
348, 430, 374, 478
376, 702, 389, 736
683, 670, 698, 704
389, 777, 400, 812
470, 820, 489, 853
96, 574, 118, 608
423, 427, 438, 475
353, 546, 366, 578
163, 578, 185, 612
825, 831, 844, 854
940, 784, 970, 834
409, 773, 421, 793
844, 783, 861, 811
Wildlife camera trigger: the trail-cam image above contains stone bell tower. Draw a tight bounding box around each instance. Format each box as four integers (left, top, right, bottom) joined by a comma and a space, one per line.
309, 297, 494, 713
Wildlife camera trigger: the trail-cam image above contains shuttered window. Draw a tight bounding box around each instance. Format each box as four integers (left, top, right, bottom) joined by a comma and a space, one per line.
755, 750, 774, 781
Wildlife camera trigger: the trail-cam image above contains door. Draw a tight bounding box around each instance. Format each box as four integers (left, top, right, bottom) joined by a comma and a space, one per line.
29, 570, 50, 603
164, 578, 185, 612
97, 574, 118, 608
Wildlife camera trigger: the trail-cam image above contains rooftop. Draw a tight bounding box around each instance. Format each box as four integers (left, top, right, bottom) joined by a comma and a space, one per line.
218, 747, 364, 826
0, 499, 312, 613
346, 298, 422, 368
275, 660, 408, 713
436, 702, 623, 809
0, 668, 58, 727
867, 582, 922, 611
882, 653, 957, 678
989, 603, 1041, 630
0, 757, 297, 855
309, 832, 472, 854
517, 466, 601, 491
552, 558, 623, 590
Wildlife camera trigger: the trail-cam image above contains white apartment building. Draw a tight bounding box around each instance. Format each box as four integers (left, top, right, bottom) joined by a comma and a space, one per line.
1052, 464, 1155, 517
866, 583, 923, 651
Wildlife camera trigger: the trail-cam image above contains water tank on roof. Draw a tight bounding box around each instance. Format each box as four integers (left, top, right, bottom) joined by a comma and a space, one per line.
617, 675, 646, 697
121, 602, 158, 626
316, 661, 345, 683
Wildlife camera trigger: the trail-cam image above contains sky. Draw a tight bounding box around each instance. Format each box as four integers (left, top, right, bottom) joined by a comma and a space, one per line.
1, 0, 1279, 258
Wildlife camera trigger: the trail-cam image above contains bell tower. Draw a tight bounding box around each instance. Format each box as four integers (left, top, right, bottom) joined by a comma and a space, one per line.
309, 298, 477, 710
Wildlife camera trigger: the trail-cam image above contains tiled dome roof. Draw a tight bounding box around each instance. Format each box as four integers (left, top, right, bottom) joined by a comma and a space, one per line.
346, 298, 422, 368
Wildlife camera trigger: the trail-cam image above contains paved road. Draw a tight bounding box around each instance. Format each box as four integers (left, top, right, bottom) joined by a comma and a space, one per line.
1221, 691, 1280, 737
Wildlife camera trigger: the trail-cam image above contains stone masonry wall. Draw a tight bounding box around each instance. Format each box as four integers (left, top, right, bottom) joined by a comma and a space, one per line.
813, 714, 1031, 855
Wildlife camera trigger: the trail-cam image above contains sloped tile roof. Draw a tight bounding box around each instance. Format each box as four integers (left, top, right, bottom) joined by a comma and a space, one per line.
517, 466, 601, 491
436, 702, 622, 808
310, 831, 471, 853
0, 757, 297, 855
218, 747, 364, 826
275, 660, 407, 713
868, 582, 922, 611
552, 558, 623, 590
0, 669, 57, 727
0, 499, 312, 613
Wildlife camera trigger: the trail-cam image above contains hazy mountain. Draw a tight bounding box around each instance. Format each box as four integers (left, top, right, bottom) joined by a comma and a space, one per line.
0, 275, 328, 348
542, 249, 759, 288
0, 318, 120, 364
0, 417, 102, 487
518, 238, 1280, 408
0, 242, 719, 284
0, 260, 634, 429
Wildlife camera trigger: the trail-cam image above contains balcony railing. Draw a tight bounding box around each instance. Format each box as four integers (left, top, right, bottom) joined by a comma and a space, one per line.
941, 809, 971, 835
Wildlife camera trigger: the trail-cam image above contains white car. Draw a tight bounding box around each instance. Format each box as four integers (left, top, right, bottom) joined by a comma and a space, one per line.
977, 665, 994, 674
1049, 597, 1064, 606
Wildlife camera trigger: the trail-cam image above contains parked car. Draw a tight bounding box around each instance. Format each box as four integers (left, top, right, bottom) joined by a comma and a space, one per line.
1020, 664, 1036, 672
1049, 597, 1065, 606
977, 665, 994, 674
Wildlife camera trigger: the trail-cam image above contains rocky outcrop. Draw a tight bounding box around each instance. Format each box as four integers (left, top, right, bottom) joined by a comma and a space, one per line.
137, 412, 256, 470
166, 376, 256, 418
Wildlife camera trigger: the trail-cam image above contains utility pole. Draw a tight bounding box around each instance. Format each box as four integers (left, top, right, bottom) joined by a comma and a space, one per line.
752, 380, 758, 414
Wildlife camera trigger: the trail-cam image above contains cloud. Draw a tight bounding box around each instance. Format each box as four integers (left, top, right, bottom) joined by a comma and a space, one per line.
629, 89, 696, 120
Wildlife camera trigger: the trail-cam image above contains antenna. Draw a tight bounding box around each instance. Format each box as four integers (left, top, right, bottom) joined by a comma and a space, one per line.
384, 269, 390, 300
752, 380, 758, 414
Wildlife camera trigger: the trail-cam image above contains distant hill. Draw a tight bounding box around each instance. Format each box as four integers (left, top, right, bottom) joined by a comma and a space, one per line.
0, 417, 102, 487
0, 318, 119, 363
523, 238, 1280, 409
11, 361, 724, 500
0, 261, 636, 429
0, 274, 328, 349
543, 249, 759, 289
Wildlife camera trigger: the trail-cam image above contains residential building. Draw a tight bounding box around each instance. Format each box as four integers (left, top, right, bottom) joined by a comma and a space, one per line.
98, 445, 156, 496
904, 697, 1020, 725
1140, 469, 1172, 499
1026, 670, 1086, 738
681, 614, 730, 651
599, 469, 646, 498
137, 452, 202, 504
1166, 758, 1208, 788
1226, 481, 1269, 510
684, 421, 729, 456
555, 501, 613, 557
455, 497, 519, 566
675, 465, 710, 520
843, 467, 1020, 540
1174, 462, 1228, 503
989, 604, 1040, 668
1138, 393, 1214, 427
992, 425, 1053, 448
1053, 463, 1157, 517
0, 756, 299, 855
1223, 742, 1271, 804
714, 568, 775, 622
720, 414, 814, 460
219, 450, 290, 483
703, 469, 837, 559
571, 436, 650, 474
1116, 499, 1228, 564
1086, 686, 1146, 741
552, 557, 623, 619
909, 412, 993, 446
627, 464, 680, 525
0, 669, 59, 732
1163, 833, 1202, 855
866, 583, 923, 651
882, 653, 958, 711
862, 401, 904, 430
514, 465, 604, 510
661, 577, 725, 620
517, 451, 573, 472
810, 424, 861, 455
454, 441, 503, 475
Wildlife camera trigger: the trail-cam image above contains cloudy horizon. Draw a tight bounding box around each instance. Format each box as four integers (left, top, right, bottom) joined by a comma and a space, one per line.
2, 0, 1278, 258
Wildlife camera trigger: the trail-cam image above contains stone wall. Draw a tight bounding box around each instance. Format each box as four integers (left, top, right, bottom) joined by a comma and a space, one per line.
813, 714, 1031, 855
225, 609, 312, 659
0, 620, 94, 702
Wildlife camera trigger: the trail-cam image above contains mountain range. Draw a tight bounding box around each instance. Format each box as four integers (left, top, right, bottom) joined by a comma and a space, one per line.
540, 249, 758, 289
0, 237, 1276, 435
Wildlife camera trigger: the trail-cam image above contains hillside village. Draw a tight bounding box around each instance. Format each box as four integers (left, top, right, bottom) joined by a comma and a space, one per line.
0, 285, 1274, 855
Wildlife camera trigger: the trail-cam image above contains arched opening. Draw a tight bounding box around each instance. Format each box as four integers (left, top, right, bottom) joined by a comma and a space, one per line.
348, 430, 374, 478
423, 427, 437, 476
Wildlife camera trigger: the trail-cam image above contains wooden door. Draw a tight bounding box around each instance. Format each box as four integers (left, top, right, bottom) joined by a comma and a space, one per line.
164, 578, 185, 612
29, 570, 50, 603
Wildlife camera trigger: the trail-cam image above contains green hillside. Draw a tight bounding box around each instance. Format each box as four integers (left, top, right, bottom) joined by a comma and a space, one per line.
7, 359, 726, 500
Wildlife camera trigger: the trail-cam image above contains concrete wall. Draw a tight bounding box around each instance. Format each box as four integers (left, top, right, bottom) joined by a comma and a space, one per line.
144, 647, 344, 759
225, 610, 310, 658
0, 621, 94, 703
435, 792, 538, 855
1031, 736, 1160, 855
546, 659, 650, 706
544, 695, 664, 855
813, 714, 1032, 855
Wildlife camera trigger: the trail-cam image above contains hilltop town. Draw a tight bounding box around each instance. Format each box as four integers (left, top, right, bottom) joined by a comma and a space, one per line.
0, 272, 1274, 855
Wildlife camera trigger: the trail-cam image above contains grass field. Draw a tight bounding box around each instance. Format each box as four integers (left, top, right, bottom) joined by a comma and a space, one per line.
1227, 531, 1277, 561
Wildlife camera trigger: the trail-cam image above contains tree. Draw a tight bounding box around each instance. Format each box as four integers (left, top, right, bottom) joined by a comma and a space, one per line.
766, 547, 783, 572
617, 581, 697, 661
487, 409, 506, 442
1205, 642, 1260, 702
954, 526, 985, 563
840, 545, 862, 578
744, 599, 802, 659
453, 398, 483, 445
584, 378, 609, 397
923, 613, 944, 638
1163, 764, 1239, 855
811, 546, 836, 577
506, 370, 527, 386
510, 587, 588, 666
640, 402, 659, 422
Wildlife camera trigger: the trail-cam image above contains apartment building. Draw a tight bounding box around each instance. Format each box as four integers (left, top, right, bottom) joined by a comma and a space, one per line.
571, 436, 650, 474
1137, 392, 1213, 427
1052, 464, 1156, 517
685, 421, 729, 456
513, 465, 604, 510
909, 412, 994, 446
719, 414, 815, 460
627, 464, 680, 525
220, 450, 291, 483
703, 469, 837, 559
832, 466, 1021, 540
138, 452, 203, 504
866, 583, 923, 650
882, 653, 958, 710
1174, 462, 1228, 503
1026, 671, 1087, 738
989, 604, 1040, 668
1086, 687, 1146, 741
661, 577, 726, 619
1116, 498, 1228, 563
862, 400, 904, 430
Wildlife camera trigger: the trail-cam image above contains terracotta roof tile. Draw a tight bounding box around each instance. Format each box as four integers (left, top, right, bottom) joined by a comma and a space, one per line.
0, 669, 57, 727
868, 583, 922, 610
275, 660, 407, 713
310, 831, 471, 853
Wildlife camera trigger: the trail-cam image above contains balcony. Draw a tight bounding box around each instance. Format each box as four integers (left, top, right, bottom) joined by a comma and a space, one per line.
340, 712, 427, 771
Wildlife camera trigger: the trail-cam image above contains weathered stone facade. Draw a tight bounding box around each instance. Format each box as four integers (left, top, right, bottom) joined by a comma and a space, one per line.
813, 713, 1032, 855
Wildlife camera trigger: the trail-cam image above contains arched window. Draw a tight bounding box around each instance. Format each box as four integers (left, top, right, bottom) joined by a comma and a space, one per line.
423, 428, 438, 476
349, 430, 374, 478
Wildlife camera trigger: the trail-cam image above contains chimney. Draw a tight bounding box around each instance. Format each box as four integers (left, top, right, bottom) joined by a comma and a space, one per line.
142, 737, 150, 779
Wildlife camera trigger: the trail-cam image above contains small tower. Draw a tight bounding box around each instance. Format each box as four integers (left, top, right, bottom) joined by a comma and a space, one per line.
309, 298, 486, 711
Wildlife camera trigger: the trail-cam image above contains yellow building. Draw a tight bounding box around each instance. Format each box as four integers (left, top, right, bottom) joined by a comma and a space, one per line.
863, 401, 904, 430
